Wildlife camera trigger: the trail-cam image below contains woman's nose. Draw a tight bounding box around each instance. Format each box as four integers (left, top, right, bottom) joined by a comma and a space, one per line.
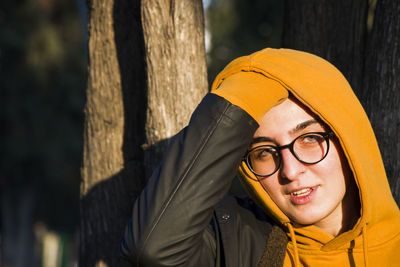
279, 148, 306, 180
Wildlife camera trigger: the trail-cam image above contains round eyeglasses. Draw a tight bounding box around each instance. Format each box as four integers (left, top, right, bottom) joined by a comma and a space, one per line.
244, 132, 335, 178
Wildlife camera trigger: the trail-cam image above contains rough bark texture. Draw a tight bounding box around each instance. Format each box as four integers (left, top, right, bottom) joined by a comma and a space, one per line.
80, 0, 143, 266
283, 0, 400, 204
283, 0, 368, 94
361, 0, 400, 204
80, 0, 207, 266
141, 0, 208, 176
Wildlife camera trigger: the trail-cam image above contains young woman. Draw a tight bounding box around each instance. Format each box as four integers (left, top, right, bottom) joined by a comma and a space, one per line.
121, 48, 400, 266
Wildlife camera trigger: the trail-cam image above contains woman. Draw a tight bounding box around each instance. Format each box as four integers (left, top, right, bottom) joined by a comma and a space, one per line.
121, 48, 400, 266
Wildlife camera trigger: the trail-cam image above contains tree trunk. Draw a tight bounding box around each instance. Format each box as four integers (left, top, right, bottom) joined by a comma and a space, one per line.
80, 0, 207, 266
141, 0, 208, 176
361, 0, 400, 204
283, 0, 400, 204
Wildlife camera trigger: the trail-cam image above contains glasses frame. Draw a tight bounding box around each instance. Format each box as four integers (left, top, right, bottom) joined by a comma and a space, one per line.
244, 131, 335, 178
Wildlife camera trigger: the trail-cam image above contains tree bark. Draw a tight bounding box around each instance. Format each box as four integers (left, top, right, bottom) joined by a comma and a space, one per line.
141, 0, 208, 176
80, 0, 134, 266
80, 0, 207, 266
361, 0, 400, 204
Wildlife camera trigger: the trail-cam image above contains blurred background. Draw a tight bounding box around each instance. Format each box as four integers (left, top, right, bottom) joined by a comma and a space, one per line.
1, 0, 284, 266
1, 0, 86, 266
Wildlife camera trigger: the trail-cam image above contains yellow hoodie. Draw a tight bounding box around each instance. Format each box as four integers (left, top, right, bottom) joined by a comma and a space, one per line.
212, 48, 400, 266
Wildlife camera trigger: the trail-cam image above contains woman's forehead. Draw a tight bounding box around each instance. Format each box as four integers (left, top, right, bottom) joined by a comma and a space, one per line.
255, 98, 323, 136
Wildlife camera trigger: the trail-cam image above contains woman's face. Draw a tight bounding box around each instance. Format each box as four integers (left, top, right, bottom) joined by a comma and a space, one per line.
253, 98, 355, 234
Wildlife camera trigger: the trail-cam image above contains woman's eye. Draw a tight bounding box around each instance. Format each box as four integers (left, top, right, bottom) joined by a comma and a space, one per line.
300, 134, 323, 144
255, 147, 275, 160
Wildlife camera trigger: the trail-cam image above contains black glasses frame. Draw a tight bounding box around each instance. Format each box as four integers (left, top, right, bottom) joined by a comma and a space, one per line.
244, 131, 335, 178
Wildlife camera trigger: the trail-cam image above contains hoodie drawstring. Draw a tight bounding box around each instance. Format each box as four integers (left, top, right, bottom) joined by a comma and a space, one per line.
284, 222, 370, 267
362, 224, 368, 267
286, 222, 300, 267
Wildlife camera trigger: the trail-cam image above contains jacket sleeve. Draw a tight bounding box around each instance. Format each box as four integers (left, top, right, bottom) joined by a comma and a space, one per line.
121, 93, 259, 266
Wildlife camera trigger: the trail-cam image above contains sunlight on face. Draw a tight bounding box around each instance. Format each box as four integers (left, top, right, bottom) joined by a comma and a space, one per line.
253, 98, 355, 235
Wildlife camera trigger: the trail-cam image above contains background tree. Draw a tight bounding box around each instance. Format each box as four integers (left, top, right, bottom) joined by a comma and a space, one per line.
360, 0, 400, 203
1, 1, 84, 266
283, 0, 400, 204
80, 0, 208, 266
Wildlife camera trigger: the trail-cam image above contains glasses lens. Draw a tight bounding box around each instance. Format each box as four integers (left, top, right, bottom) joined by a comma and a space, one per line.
247, 146, 280, 176
293, 133, 328, 163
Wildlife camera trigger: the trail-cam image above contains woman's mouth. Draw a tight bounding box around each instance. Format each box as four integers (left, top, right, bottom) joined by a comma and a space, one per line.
290, 186, 317, 205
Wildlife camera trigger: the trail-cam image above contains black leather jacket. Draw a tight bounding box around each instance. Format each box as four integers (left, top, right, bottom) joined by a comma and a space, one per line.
121, 94, 284, 267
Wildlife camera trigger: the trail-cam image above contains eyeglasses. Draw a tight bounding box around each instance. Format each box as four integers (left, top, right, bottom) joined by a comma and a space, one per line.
244, 132, 335, 178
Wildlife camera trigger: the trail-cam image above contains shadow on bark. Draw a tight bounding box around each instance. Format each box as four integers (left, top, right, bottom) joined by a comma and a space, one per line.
79, 0, 164, 266
80, 136, 173, 267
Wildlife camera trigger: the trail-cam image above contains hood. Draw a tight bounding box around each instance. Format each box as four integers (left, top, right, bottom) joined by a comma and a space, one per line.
211, 48, 400, 264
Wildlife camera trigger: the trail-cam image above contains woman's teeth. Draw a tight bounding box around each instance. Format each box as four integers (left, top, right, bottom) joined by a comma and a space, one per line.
292, 188, 312, 197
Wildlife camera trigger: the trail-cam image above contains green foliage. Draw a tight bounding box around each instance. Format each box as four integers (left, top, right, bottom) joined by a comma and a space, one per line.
1, 0, 86, 233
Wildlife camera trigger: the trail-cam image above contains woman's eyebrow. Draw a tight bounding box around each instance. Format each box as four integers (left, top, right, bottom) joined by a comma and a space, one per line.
250, 119, 321, 147
289, 119, 320, 135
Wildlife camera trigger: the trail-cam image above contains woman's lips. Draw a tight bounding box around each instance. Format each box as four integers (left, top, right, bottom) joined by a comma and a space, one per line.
289, 186, 318, 205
